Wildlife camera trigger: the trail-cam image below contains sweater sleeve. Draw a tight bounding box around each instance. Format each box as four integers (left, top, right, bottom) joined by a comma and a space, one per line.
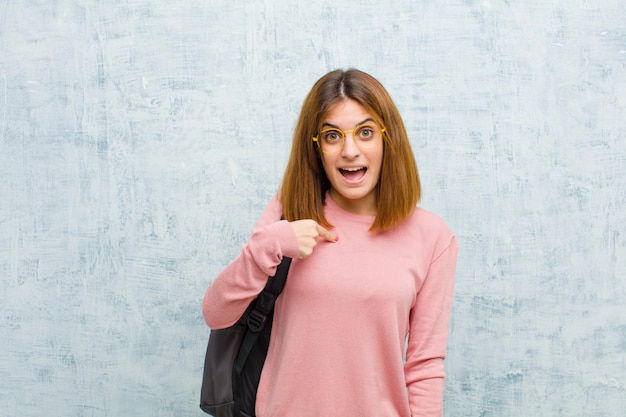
405, 234, 458, 417
202, 195, 300, 329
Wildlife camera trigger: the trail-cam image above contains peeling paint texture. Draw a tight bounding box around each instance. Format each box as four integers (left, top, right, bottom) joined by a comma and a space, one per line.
0, 1, 625, 416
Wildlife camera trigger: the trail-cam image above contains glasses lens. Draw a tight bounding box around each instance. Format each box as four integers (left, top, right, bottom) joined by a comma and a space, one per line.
354, 125, 379, 149
320, 129, 343, 153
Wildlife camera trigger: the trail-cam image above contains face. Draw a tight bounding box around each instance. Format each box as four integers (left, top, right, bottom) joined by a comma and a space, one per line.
318, 99, 384, 216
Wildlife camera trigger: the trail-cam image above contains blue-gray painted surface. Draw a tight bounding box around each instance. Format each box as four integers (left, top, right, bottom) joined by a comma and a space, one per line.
1, 1, 624, 416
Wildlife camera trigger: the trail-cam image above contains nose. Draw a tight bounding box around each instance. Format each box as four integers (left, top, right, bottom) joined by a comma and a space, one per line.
340, 131, 360, 158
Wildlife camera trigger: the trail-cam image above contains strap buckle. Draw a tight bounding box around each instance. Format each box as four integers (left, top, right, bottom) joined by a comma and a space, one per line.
247, 309, 266, 332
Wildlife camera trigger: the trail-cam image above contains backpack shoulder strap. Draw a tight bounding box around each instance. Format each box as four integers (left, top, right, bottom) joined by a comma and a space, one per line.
232, 255, 292, 412
246, 256, 292, 332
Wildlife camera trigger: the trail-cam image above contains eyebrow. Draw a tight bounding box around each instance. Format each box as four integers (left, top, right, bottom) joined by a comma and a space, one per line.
321, 117, 375, 129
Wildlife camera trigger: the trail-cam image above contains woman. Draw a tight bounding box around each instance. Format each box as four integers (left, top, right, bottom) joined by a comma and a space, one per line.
203, 69, 458, 417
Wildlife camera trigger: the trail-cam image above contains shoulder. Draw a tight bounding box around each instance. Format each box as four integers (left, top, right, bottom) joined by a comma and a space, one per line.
252, 193, 284, 230
398, 206, 456, 252
407, 207, 454, 234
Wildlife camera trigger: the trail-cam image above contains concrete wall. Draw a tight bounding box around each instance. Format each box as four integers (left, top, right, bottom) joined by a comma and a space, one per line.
1, 1, 624, 416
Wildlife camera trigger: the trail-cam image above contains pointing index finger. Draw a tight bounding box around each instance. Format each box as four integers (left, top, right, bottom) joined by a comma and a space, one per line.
316, 224, 338, 243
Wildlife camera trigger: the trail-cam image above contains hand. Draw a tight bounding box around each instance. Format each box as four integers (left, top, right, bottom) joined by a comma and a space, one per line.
289, 219, 338, 259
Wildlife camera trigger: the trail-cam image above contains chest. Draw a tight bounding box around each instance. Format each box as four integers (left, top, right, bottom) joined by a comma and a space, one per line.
283, 224, 427, 315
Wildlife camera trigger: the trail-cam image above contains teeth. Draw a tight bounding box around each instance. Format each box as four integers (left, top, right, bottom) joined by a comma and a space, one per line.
341, 167, 364, 171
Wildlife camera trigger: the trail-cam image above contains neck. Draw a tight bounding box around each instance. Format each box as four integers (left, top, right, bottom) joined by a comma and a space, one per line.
328, 189, 377, 217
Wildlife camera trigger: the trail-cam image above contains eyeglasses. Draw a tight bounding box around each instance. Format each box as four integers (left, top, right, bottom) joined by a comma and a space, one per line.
312, 124, 386, 154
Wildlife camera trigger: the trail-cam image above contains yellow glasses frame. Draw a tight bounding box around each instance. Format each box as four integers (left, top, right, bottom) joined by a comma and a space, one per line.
312, 124, 386, 154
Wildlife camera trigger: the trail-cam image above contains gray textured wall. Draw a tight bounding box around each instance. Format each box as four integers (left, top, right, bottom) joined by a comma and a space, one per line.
1, 1, 625, 416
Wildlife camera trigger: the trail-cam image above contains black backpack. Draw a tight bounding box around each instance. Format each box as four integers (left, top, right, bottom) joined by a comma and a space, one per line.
200, 256, 292, 417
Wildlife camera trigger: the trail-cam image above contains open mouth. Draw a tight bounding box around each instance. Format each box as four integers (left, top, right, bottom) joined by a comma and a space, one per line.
339, 167, 367, 182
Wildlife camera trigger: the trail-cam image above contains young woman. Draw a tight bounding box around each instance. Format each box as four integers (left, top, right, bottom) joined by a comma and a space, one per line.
203, 69, 458, 417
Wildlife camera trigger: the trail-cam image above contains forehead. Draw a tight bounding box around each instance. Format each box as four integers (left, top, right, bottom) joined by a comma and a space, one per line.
322, 99, 374, 126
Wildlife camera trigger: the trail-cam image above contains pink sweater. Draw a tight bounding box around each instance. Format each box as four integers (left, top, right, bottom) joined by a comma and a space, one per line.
203, 194, 458, 417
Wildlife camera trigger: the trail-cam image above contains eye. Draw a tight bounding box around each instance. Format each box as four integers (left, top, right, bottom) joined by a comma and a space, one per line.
323, 130, 343, 143
357, 126, 375, 140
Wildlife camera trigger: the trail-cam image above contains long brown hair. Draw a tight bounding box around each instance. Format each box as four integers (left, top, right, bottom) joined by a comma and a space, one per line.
280, 69, 421, 232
